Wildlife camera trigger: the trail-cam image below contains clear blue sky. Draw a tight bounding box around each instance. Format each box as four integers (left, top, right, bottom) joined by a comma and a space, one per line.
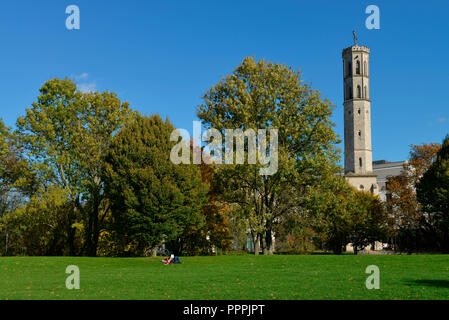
0, 0, 448, 163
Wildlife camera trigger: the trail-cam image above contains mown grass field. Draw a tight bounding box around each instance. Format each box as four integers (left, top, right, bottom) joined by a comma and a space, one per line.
0, 255, 448, 300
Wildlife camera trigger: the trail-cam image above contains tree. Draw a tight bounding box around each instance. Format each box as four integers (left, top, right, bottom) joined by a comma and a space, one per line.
16, 78, 133, 256
74, 91, 134, 256
307, 176, 352, 254
0, 186, 77, 256
308, 176, 389, 254
417, 136, 449, 253
16, 78, 84, 255
0, 119, 36, 219
103, 114, 208, 256
349, 189, 390, 253
0, 119, 12, 217
180, 158, 233, 255
197, 57, 340, 254
0, 119, 7, 160
385, 142, 441, 251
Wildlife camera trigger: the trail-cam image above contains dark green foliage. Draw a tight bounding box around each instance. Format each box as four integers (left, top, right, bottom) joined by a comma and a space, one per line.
103, 114, 208, 255
417, 135, 449, 253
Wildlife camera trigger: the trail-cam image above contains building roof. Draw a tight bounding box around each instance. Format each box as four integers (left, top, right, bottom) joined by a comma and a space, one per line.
372, 160, 407, 188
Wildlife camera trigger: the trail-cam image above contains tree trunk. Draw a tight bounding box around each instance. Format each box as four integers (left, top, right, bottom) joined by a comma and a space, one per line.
442, 229, 449, 254
67, 223, 76, 256
85, 211, 93, 256
263, 229, 274, 255
86, 194, 101, 257
90, 211, 99, 257
254, 234, 260, 256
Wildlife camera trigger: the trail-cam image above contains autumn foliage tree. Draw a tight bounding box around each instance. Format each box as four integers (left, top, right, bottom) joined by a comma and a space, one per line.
181, 156, 233, 255
385, 142, 441, 251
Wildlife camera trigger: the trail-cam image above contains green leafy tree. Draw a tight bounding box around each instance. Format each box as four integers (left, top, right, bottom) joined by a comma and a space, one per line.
309, 176, 389, 254
103, 114, 208, 256
197, 57, 341, 254
349, 189, 390, 253
16, 78, 133, 256
0, 119, 36, 218
0, 119, 7, 159
16, 78, 84, 255
74, 91, 134, 256
417, 135, 449, 253
307, 176, 352, 254
0, 186, 78, 256
0, 119, 11, 217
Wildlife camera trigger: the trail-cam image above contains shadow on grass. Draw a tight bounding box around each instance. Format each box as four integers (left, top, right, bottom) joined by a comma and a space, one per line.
405, 280, 449, 288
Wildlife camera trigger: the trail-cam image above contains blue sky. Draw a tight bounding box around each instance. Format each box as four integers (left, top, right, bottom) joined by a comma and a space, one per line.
0, 0, 448, 163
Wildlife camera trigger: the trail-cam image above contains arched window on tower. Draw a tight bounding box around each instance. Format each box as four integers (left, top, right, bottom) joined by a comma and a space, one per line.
356, 60, 360, 75
357, 85, 361, 99
359, 157, 363, 168
349, 86, 353, 100
348, 62, 352, 76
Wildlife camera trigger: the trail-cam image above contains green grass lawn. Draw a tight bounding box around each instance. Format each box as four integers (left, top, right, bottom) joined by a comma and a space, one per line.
0, 255, 448, 300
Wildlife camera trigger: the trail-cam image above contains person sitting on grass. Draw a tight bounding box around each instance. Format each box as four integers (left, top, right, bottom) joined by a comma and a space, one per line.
160, 254, 182, 265
160, 257, 170, 264
160, 254, 174, 265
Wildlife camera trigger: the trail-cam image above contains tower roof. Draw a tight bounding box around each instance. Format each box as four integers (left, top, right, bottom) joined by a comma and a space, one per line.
342, 45, 370, 57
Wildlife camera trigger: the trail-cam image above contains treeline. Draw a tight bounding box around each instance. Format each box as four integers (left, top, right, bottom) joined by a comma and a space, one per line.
0, 57, 447, 256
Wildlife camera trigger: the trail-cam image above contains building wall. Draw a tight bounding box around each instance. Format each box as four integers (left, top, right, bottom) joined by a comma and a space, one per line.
345, 174, 378, 194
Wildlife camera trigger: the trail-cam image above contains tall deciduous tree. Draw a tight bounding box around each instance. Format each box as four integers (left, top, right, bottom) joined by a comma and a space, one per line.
74, 91, 134, 256
197, 57, 340, 254
417, 136, 449, 253
103, 114, 208, 256
385, 142, 441, 251
16, 78, 133, 256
